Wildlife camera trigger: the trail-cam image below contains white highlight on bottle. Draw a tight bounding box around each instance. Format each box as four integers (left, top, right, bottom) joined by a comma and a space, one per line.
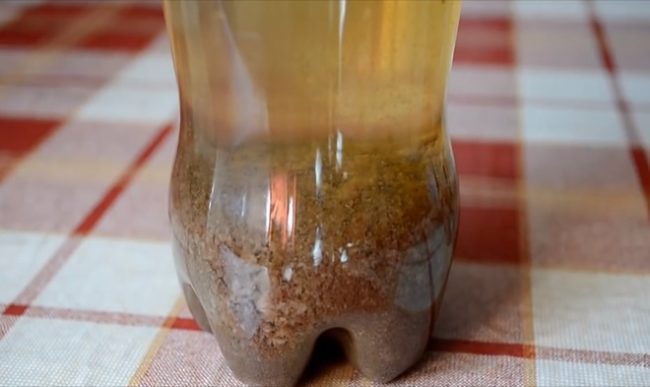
312, 234, 323, 267
336, 129, 343, 170
287, 197, 295, 235
315, 148, 322, 194
340, 248, 348, 263
240, 192, 247, 218
264, 187, 271, 237
282, 266, 293, 282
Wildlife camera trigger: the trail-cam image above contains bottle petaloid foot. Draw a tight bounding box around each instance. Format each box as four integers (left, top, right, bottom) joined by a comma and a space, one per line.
342, 310, 432, 383
175, 216, 456, 386
216, 333, 316, 387
193, 304, 434, 386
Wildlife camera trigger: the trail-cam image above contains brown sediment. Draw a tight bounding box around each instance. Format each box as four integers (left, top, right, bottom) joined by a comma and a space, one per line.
170, 125, 458, 385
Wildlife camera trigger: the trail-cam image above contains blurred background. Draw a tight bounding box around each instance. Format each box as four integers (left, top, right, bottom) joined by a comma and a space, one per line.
0, 0, 649, 386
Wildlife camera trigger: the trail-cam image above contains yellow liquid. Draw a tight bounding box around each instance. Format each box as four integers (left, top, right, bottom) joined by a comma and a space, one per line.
164, 0, 461, 144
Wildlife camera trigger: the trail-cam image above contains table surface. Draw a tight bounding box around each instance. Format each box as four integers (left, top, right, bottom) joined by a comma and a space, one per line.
1, 1, 649, 386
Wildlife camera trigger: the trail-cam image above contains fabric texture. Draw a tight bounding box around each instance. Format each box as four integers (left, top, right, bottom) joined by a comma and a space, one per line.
1, 0, 649, 386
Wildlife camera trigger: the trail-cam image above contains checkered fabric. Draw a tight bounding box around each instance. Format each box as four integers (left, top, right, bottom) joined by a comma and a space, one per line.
0, 0, 649, 386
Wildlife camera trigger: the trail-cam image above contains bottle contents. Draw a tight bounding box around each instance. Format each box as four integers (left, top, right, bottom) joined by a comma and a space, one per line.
171, 124, 458, 385
164, 0, 461, 384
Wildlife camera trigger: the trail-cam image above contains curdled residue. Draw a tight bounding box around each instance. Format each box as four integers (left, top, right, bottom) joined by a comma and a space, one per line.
221, 245, 270, 338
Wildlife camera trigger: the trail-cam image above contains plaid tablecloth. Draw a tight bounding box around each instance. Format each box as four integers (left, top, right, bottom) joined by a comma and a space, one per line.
1, 0, 649, 386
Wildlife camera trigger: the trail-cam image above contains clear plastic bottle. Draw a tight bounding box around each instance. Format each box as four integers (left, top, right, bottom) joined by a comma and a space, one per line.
164, 1, 461, 385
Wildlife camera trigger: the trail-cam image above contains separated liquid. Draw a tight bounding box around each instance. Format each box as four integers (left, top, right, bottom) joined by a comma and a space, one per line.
165, 1, 461, 385
164, 0, 461, 143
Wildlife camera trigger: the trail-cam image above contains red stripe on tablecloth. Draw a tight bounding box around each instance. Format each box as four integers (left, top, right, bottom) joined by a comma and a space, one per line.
77, 30, 164, 52
152, 314, 202, 331
4, 304, 196, 331
0, 2, 165, 51
453, 140, 519, 180
7, 300, 648, 369
119, 4, 165, 20
3, 304, 28, 317
590, 5, 650, 218
170, 317, 202, 331
0, 117, 61, 182
73, 124, 173, 235
26, 305, 166, 327
590, 16, 615, 73
455, 206, 522, 263
0, 117, 60, 154
631, 147, 650, 208
76, 3, 165, 52
432, 338, 649, 367
432, 338, 534, 359
0, 20, 51, 46
618, 114, 650, 218
455, 18, 514, 66
0, 123, 174, 336
0, 2, 93, 47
